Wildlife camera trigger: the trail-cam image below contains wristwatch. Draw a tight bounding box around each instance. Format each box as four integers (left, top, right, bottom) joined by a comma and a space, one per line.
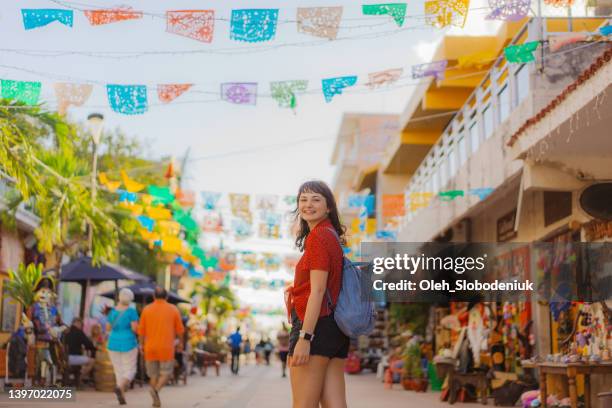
299, 330, 314, 341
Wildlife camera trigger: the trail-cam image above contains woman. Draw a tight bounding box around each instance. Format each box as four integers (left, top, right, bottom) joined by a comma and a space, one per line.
286, 180, 348, 408
106, 288, 139, 405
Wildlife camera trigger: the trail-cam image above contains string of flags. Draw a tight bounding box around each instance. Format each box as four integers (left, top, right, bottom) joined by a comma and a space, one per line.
3, 25, 609, 113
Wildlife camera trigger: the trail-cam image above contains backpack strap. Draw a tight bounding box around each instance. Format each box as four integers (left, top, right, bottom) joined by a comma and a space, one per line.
324, 227, 342, 313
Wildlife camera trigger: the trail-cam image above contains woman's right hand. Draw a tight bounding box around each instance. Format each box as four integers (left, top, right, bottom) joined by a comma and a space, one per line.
290, 338, 310, 367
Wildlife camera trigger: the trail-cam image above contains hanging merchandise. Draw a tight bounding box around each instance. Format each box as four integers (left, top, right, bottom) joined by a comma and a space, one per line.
438, 190, 464, 201
270, 80, 309, 109
366, 68, 404, 88
296, 7, 344, 40
321, 76, 358, 103
424, 0, 469, 28
54, 83, 93, 115
362, 3, 407, 27
412, 60, 448, 80
120, 170, 145, 193
486, 0, 530, 21
107, 85, 148, 115
221, 83, 258, 105
1, 80, 41, 105
548, 33, 588, 53
158, 84, 193, 104
21, 9, 73, 30
504, 41, 539, 63
84, 7, 143, 26
166, 10, 215, 43
382, 194, 405, 217
201, 191, 222, 210
230, 9, 279, 43
148, 185, 174, 204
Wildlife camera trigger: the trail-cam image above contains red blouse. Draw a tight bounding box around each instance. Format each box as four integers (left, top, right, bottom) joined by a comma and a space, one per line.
288, 218, 343, 322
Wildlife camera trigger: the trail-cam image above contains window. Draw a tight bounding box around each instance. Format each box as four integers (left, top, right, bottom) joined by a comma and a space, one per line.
543, 191, 572, 226
498, 84, 510, 123
483, 105, 494, 139
515, 65, 529, 105
469, 121, 479, 154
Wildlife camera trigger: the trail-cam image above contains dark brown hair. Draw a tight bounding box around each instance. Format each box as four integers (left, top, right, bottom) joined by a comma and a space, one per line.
293, 180, 346, 251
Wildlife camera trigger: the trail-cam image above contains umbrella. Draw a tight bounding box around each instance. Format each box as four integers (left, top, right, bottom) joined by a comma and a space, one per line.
59, 256, 151, 282
98, 282, 190, 305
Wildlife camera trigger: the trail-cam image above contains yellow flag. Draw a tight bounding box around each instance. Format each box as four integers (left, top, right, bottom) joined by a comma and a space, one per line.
366, 218, 377, 234
99, 172, 121, 192
146, 206, 172, 220
457, 50, 497, 69
120, 170, 145, 193
161, 236, 183, 253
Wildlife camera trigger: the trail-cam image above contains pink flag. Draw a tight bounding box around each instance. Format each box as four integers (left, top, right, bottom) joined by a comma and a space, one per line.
158, 84, 193, 103
366, 68, 403, 88
548, 32, 588, 52
166, 10, 215, 43
84, 8, 142, 25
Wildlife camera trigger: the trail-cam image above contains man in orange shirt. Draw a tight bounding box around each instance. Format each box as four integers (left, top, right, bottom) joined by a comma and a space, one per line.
138, 287, 184, 407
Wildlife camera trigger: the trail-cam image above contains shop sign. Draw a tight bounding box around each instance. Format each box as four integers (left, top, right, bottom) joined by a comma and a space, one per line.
497, 209, 517, 242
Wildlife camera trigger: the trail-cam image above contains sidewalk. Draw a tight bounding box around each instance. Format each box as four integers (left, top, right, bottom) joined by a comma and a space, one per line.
0, 363, 483, 407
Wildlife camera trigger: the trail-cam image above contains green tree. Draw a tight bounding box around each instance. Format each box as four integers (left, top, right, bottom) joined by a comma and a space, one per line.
190, 281, 237, 323
5, 263, 43, 309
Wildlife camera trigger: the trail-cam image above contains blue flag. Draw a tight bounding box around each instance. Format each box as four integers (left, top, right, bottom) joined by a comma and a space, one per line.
22, 9, 73, 30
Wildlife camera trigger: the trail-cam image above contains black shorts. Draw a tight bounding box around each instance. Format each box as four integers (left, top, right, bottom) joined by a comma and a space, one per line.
288, 310, 349, 360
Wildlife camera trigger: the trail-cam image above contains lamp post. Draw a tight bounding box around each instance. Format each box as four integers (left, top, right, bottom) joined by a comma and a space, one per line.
87, 113, 104, 255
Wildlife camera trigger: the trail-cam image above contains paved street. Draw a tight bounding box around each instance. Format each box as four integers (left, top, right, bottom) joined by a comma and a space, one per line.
0, 362, 483, 408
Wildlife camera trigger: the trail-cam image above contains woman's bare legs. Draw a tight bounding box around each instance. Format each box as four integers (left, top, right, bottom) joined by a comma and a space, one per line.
320, 358, 347, 408
289, 355, 330, 408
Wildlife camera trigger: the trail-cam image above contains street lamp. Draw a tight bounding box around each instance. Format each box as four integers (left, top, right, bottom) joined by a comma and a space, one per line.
87, 113, 104, 254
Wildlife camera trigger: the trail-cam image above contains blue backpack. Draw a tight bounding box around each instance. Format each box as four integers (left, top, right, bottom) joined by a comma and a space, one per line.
326, 228, 375, 338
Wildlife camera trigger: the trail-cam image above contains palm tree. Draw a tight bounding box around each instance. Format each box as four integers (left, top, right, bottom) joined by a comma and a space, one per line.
190, 281, 237, 323
0, 99, 119, 263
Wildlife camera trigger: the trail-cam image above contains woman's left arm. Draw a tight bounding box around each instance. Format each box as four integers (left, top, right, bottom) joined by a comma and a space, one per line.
291, 269, 328, 367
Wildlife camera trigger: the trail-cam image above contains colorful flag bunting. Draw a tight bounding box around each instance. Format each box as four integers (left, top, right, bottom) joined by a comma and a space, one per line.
412, 60, 448, 80
438, 190, 464, 201
166, 10, 215, 43
504, 41, 539, 63
146, 206, 173, 220
296, 7, 344, 40
201, 191, 222, 210
321, 76, 358, 103
98, 172, 121, 192
382, 194, 405, 217
548, 33, 588, 53
486, 0, 530, 21
176, 190, 196, 207
469, 188, 494, 200
601, 26, 612, 36
158, 84, 193, 103
543, 0, 574, 6
366, 68, 403, 88
221, 83, 257, 105
376, 230, 397, 240
230, 9, 279, 43
457, 50, 498, 69
409, 192, 434, 211
362, 3, 407, 27
21, 9, 73, 30
232, 217, 252, 239
84, 8, 142, 26
161, 236, 183, 253
425, 0, 469, 28
270, 80, 308, 109
137, 215, 155, 232
283, 195, 297, 206
148, 185, 174, 205
54, 83, 93, 115
1, 80, 41, 105
348, 195, 375, 215
159, 220, 181, 237
229, 193, 251, 216
120, 170, 145, 193
118, 189, 137, 203
256, 195, 278, 211
107, 85, 148, 115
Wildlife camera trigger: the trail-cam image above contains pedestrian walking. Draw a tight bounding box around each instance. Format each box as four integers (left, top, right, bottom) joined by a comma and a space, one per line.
243, 338, 251, 365
64, 317, 97, 380
106, 288, 139, 405
285, 180, 349, 408
264, 338, 273, 366
228, 327, 242, 375
255, 339, 265, 365
277, 323, 290, 377
138, 287, 185, 408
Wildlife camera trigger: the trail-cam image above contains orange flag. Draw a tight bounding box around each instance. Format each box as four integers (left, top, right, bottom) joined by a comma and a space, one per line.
158, 84, 193, 104
84, 8, 143, 25
382, 194, 405, 217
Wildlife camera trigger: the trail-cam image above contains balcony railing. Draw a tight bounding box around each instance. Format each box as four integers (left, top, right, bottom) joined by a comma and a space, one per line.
403, 21, 534, 222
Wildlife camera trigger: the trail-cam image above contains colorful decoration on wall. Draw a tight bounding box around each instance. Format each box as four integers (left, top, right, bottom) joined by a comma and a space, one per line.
1, 80, 41, 105
21, 9, 73, 30
548, 33, 588, 53
486, 0, 530, 21
84, 8, 143, 26
412, 60, 448, 80
166, 10, 215, 43
221, 82, 258, 105
158, 84, 193, 103
296, 7, 343, 40
230, 9, 279, 43
270, 80, 309, 109
424, 0, 469, 28
107, 85, 148, 115
366, 68, 403, 88
362, 3, 407, 27
382, 194, 405, 217
54, 83, 93, 115
321, 76, 358, 103
504, 41, 539, 63
201, 191, 222, 210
